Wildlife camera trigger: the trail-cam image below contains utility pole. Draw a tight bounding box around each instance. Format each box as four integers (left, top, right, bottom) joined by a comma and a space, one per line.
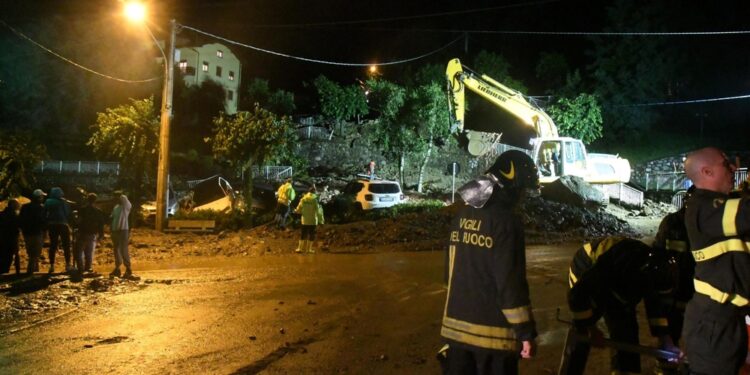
155, 19, 176, 231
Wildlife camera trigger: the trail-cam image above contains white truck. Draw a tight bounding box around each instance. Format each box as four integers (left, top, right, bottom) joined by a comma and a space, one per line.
446, 58, 631, 185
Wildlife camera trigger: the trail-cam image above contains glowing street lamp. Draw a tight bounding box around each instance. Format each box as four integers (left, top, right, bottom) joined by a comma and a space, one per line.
123, 2, 146, 23
124, 1, 176, 231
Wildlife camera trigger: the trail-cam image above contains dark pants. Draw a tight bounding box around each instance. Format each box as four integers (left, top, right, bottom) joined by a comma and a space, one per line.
566, 307, 641, 374
300, 225, 317, 241
23, 233, 43, 274
275, 203, 291, 228
48, 223, 71, 268
683, 299, 747, 375
0, 236, 20, 274
443, 346, 518, 375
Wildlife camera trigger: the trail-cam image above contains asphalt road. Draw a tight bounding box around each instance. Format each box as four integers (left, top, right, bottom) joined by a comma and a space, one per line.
0, 243, 662, 374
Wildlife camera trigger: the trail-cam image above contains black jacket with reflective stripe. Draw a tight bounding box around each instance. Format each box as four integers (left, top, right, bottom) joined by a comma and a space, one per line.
568, 237, 671, 336
653, 208, 695, 305
685, 189, 750, 315
442, 195, 536, 353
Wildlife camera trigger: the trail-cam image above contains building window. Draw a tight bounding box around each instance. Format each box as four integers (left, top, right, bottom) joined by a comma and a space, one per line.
217, 50, 223, 58
216, 66, 222, 77
227, 90, 234, 101
228, 71, 235, 81
202, 62, 209, 72
178, 60, 188, 72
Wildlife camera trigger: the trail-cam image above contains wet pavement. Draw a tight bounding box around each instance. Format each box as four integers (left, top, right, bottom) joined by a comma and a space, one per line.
0, 242, 662, 374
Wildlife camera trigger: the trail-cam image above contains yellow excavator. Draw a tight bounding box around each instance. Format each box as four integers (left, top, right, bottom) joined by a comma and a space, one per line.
446, 58, 631, 184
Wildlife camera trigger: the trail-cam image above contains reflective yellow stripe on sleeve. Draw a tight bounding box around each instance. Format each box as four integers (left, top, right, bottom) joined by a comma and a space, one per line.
568, 267, 578, 288
694, 279, 750, 307
502, 305, 533, 324
691, 239, 750, 262
665, 239, 688, 252
722, 198, 741, 236
583, 243, 592, 257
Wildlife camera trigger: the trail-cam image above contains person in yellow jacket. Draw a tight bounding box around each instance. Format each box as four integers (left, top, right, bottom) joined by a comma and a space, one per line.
274, 178, 295, 229
294, 185, 324, 253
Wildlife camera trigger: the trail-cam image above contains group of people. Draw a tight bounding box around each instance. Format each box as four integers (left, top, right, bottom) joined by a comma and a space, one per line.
440, 146, 750, 375
0, 187, 137, 280
274, 177, 325, 254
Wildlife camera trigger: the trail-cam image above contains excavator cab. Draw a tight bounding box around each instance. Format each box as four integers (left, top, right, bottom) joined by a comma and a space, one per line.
534, 138, 588, 183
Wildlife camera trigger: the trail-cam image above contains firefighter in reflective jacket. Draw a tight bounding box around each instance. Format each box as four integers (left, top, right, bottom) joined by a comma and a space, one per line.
683, 147, 750, 375
440, 150, 539, 375
652, 189, 694, 374
566, 237, 679, 374
652, 187, 694, 344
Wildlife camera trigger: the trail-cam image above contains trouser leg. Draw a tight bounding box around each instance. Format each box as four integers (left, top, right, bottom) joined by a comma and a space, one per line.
83, 234, 96, 271
565, 339, 591, 375
48, 225, 60, 266
604, 308, 641, 374
684, 304, 747, 375
0, 247, 10, 273
112, 231, 123, 269
24, 234, 42, 274
73, 233, 85, 274
60, 225, 71, 268
118, 230, 131, 269
12, 245, 20, 274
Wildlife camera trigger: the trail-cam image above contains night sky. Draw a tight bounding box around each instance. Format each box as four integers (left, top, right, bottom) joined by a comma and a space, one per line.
3, 0, 750, 153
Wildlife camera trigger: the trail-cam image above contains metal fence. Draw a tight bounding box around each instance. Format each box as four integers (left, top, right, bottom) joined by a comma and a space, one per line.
248, 166, 293, 181
297, 125, 334, 140
598, 183, 644, 207
641, 168, 748, 191
36, 160, 120, 175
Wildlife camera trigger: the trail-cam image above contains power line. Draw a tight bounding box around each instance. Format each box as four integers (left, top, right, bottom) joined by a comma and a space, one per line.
626, 94, 750, 107
181, 24, 463, 67
0, 20, 160, 84
250, 0, 561, 28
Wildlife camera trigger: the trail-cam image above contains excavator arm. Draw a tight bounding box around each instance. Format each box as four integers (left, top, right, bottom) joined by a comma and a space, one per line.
446, 58, 558, 155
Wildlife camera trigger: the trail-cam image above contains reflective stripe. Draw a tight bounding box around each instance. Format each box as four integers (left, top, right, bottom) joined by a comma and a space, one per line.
568, 267, 578, 288
443, 316, 516, 338
648, 318, 668, 327
722, 198, 740, 236
441, 316, 517, 350
502, 305, 533, 324
694, 279, 749, 306
573, 309, 593, 320
586, 237, 623, 263
665, 239, 688, 252
441, 325, 517, 351
583, 243, 592, 257
691, 239, 750, 262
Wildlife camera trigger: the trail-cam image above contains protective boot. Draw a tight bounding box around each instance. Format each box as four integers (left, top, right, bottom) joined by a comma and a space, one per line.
295, 240, 306, 253
306, 240, 315, 254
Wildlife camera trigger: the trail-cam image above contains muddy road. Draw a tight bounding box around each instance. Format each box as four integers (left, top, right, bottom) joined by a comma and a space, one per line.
0, 240, 666, 375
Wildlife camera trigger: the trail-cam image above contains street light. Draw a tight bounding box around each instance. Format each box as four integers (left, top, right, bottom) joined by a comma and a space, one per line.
124, 1, 176, 231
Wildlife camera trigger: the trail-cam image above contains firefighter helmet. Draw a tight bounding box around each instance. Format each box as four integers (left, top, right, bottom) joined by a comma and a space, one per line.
486, 150, 539, 190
